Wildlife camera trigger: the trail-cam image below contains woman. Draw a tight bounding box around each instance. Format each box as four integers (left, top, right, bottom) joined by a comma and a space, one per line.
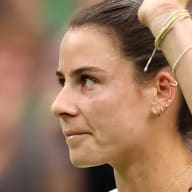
51, 0, 192, 191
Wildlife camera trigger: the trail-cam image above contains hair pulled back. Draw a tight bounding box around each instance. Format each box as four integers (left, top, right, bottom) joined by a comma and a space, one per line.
68, 0, 192, 148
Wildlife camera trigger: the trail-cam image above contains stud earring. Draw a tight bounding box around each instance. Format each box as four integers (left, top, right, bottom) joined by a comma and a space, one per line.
151, 107, 158, 115
164, 104, 169, 111
160, 105, 165, 113
151, 105, 161, 116
151, 103, 167, 117
157, 103, 163, 116
158, 105, 163, 116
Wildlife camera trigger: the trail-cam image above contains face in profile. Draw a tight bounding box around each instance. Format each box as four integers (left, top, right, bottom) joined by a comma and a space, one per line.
51, 26, 152, 168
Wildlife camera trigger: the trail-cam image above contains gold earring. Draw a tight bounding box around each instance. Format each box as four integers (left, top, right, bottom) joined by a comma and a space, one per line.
157, 104, 163, 116
151, 106, 161, 116
169, 80, 178, 87
160, 105, 165, 113
151, 103, 166, 117
151, 106, 157, 115
164, 104, 169, 111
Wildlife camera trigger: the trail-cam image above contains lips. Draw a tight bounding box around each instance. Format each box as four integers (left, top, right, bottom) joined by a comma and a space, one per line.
64, 130, 92, 145
64, 130, 91, 138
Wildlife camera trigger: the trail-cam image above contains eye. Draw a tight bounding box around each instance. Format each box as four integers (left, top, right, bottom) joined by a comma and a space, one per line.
57, 77, 65, 87
80, 75, 96, 89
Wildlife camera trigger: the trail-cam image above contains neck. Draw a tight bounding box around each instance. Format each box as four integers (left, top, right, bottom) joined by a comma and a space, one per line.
112, 130, 192, 192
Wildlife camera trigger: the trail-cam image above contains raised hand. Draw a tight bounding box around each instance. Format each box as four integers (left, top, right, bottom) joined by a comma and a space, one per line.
138, 0, 190, 28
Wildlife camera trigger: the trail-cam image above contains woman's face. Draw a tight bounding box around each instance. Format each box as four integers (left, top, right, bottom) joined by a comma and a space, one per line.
51, 26, 152, 167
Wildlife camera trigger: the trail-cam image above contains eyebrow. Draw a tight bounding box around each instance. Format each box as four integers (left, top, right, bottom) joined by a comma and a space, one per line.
56, 66, 106, 78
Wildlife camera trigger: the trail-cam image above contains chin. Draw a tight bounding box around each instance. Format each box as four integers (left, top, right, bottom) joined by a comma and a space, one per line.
69, 152, 106, 168
70, 157, 105, 168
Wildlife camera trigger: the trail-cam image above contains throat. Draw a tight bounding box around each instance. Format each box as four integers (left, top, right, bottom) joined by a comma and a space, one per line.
112, 134, 192, 192
114, 161, 192, 192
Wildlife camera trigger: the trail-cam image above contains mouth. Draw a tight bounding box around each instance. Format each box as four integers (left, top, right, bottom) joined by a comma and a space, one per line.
64, 131, 92, 146
66, 132, 90, 137
64, 130, 92, 139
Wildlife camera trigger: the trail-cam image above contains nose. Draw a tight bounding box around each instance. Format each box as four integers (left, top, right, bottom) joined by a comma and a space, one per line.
51, 86, 79, 118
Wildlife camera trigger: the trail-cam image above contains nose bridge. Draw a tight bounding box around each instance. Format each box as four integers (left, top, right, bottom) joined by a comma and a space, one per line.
51, 85, 78, 117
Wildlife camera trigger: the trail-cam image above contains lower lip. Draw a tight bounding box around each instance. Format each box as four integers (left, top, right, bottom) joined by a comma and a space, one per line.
66, 133, 91, 144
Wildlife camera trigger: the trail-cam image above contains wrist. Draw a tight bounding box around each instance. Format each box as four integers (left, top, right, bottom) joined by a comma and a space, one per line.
140, 3, 184, 36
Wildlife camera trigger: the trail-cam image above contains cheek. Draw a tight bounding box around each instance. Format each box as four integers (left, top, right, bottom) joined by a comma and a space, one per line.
73, 85, 149, 165
82, 85, 143, 144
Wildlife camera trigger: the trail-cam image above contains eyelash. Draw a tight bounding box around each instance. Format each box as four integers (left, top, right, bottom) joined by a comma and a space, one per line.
57, 78, 65, 87
57, 75, 97, 88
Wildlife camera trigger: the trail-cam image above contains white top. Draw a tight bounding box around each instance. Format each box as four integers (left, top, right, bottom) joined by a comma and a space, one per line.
109, 189, 118, 192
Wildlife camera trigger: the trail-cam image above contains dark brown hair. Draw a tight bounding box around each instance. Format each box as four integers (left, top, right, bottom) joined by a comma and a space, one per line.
68, 0, 192, 148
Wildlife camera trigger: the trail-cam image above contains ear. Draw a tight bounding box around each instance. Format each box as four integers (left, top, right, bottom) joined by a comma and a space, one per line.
151, 71, 178, 111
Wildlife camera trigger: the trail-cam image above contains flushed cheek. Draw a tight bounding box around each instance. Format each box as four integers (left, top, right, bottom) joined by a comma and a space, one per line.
83, 91, 136, 143
80, 98, 134, 164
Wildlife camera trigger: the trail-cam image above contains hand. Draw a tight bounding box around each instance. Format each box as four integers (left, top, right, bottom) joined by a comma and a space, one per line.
138, 0, 190, 27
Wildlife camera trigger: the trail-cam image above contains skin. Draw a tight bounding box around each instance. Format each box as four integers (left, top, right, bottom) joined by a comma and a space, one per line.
51, 25, 192, 192
138, 0, 190, 29
52, 26, 154, 167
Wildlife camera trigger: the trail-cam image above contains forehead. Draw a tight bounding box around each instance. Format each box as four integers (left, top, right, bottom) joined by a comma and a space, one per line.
60, 26, 124, 70
60, 25, 121, 60
62, 25, 119, 47
58, 25, 133, 76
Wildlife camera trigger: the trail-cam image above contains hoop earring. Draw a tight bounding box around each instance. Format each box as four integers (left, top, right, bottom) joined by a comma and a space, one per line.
169, 80, 178, 87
